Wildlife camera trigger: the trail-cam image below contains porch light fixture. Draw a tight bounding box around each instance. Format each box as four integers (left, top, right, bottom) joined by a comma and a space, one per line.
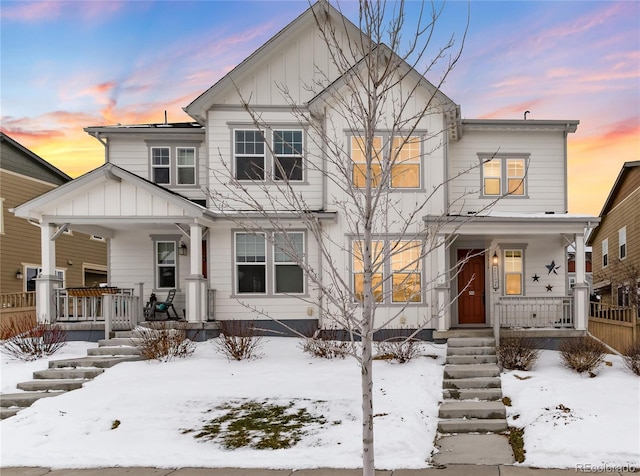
491, 252, 499, 290
492, 252, 499, 266
16, 270, 23, 280
179, 241, 188, 256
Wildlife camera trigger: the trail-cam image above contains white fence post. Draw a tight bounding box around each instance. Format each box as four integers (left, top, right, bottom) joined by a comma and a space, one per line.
103, 293, 113, 340
493, 302, 501, 346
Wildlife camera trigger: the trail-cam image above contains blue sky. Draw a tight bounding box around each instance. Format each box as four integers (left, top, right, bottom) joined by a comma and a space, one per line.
1, 0, 638, 215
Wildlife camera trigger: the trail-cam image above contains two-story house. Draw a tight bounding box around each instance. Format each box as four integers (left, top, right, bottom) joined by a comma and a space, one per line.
588, 161, 640, 308
13, 2, 598, 339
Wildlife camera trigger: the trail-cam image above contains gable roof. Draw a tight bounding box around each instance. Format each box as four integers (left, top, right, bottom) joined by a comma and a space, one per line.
0, 132, 72, 182
12, 163, 218, 228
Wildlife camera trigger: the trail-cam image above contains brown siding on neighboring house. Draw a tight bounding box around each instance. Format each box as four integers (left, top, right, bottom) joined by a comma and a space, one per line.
589, 164, 640, 307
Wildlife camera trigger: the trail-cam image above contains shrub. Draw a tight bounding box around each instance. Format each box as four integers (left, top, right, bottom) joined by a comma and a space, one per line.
0, 321, 67, 361
300, 330, 351, 359
215, 320, 262, 361
497, 334, 540, 371
134, 322, 196, 361
375, 337, 420, 363
0, 314, 37, 340
559, 336, 607, 374
622, 341, 640, 376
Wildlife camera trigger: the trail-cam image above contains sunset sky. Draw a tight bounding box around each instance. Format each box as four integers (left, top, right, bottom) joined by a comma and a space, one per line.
1, 0, 638, 216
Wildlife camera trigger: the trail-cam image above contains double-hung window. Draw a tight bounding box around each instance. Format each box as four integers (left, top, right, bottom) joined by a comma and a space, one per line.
352, 239, 423, 303
156, 241, 177, 289
235, 232, 305, 295
273, 130, 303, 181
235, 130, 266, 180
602, 239, 609, 267
177, 147, 196, 185
352, 134, 421, 188
504, 250, 523, 295
481, 155, 527, 197
24, 266, 65, 292
619, 227, 627, 260
151, 147, 170, 184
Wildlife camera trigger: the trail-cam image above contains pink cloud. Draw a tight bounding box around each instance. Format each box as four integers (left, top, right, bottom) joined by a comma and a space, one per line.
1, 0, 126, 22
478, 100, 544, 120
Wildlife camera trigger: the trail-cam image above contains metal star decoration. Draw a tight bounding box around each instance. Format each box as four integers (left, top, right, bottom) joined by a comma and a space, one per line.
545, 260, 560, 275
546, 284, 553, 292
532, 274, 540, 282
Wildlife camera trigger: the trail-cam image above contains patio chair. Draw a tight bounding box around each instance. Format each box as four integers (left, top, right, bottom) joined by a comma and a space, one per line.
143, 289, 179, 320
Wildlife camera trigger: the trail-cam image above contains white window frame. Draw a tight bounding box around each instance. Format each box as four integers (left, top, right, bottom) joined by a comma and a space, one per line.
504, 249, 524, 296
235, 232, 267, 294
602, 239, 609, 268
155, 241, 177, 289
0, 197, 4, 235
151, 147, 171, 184
273, 232, 305, 294
272, 130, 304, 182
619, 227, 627, 260
176, 147, 196, 185
480, 154, 529, 198
234, 130, 266, 181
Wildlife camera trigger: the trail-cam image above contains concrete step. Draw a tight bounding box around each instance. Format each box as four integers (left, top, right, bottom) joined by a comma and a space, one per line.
33, 368, 105, 380
434, 329, 494, 339
17, 379, 89, 392
114, 331, 135, 338
443, 364, 500, 379
49, 355, 142, 369
98, 338, 143, 347
0, 407, 20, 419
442, 388, 503, 401
447, 346, 496, 356
446, 354, 498, 365
447, 337, 496, 348
443, 377, 502, 389
438, 418, 508, 433
0, 391, 65, 408
87, 346, 141, 356
438, 401, 506, 420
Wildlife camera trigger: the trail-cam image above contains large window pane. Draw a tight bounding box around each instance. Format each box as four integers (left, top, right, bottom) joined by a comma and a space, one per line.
152, 148, 170, 184
353, 240, 384, 302
352, 136, 383, 187
391, 136, 420, 188
156, 241, 176, 288
236, 233, 266, 293
504, 250, 523, 296
177, 148, 196, 185
275, 265, 304, 293
391, 241, 422, 302
507, 159, 525, 195
483, 159, 501, 195
235, 130, 265, 180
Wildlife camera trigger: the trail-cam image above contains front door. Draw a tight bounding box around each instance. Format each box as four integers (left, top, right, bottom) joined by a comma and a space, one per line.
457, 249, 486, 325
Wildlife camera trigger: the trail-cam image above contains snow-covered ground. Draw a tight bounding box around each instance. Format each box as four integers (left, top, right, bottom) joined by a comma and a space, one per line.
1, 338, 638, 470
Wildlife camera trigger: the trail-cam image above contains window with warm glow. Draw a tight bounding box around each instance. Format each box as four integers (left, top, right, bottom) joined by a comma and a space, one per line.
504, 250, 523, 295
353, 240, 384, 302
481, 155, 528, 197
391, 241, 422, 302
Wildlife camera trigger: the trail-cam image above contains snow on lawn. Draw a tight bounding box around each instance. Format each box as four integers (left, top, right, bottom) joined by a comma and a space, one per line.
502, 350, 640, 469
1, 341, 97, 393
0, 338, 446, 470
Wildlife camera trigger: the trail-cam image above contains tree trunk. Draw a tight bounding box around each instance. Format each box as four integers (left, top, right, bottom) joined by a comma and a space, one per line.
361, 326, 375, 476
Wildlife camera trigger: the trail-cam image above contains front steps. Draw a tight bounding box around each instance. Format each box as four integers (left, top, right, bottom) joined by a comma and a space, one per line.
438, 333, 508, 434
0, 335, 144, 420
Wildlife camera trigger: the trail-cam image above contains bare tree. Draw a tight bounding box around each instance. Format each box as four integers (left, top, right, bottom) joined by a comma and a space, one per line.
207, 1, 469, 474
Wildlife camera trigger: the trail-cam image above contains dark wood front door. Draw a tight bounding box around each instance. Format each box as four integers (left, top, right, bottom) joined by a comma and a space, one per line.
457, 249, 486, 325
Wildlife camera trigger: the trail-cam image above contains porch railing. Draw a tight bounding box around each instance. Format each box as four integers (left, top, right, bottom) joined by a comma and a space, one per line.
1, 292, 36, 309
495, 296, 573, 329
589, 301, 639, 323
54, 287, 135, 323
103, 293, 140, 339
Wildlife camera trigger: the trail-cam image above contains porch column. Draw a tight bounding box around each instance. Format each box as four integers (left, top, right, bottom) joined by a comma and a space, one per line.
185, 224, 207, 323
435, 234, 450, 331
574, 284, 588, 331
35, 223, 62, 324
574, 233, 586, 284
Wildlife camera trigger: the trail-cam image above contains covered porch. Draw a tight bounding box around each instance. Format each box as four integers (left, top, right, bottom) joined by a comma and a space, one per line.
12, 164, 219, 330
426, 212, 599, 334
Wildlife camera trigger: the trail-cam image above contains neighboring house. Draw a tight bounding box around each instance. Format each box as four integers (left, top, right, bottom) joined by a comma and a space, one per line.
588, 161, 640, 309
567, 244, 593, 294
13, 3, 598, 337
0, 132, 108, 297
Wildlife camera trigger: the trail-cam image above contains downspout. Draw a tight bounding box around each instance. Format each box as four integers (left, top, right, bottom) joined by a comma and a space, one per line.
318, 106, 328, 330
563, 124, 569, 213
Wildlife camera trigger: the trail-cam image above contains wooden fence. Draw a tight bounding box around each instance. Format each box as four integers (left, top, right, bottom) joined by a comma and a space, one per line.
589, 302, 639, 352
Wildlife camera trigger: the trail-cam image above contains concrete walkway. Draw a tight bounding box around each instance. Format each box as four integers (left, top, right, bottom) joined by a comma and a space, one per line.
4, 466, 636, 476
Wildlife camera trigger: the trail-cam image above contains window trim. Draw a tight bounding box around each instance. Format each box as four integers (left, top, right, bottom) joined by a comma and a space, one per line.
233, 230, 307, 297
273, 231, 305, 295
146, 141, 201, 188
602, 238, 609, 268
151, 146, 171, 185
351, 238, 424, 304
150, 234, 182, 291
176, 147, 197, 185
350, 132, 424, 190
0, 197, 4, 235
479, 153, 530, 198
619, 227, 627, 260
503, 249, 524, 296
272, 129, 304, 182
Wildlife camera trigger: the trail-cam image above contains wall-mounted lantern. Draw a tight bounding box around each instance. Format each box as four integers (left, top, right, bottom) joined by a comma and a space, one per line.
179, 241, 188, 256
16, 270, 23, 280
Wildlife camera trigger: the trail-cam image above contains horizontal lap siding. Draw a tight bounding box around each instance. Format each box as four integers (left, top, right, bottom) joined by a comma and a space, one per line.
449, 130, 567, 214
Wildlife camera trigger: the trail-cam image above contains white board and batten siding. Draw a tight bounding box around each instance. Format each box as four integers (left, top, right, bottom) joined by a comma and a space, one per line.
448, 129, 568, 215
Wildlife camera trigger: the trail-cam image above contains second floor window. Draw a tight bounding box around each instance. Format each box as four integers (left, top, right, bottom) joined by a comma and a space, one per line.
152, 147, 170, 184
352, 135, 421, 189
177, 148, 196, 185
234, 129, 304, 182
481, 155, 527, 197
619, 227, 627, 260
602, 239, 609, 267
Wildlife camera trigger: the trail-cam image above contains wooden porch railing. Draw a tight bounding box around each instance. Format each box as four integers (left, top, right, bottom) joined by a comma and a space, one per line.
0, 292, 36, 309
54, 288, 136, 323
589, 301, 639, 352
495, 296, 573, 329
